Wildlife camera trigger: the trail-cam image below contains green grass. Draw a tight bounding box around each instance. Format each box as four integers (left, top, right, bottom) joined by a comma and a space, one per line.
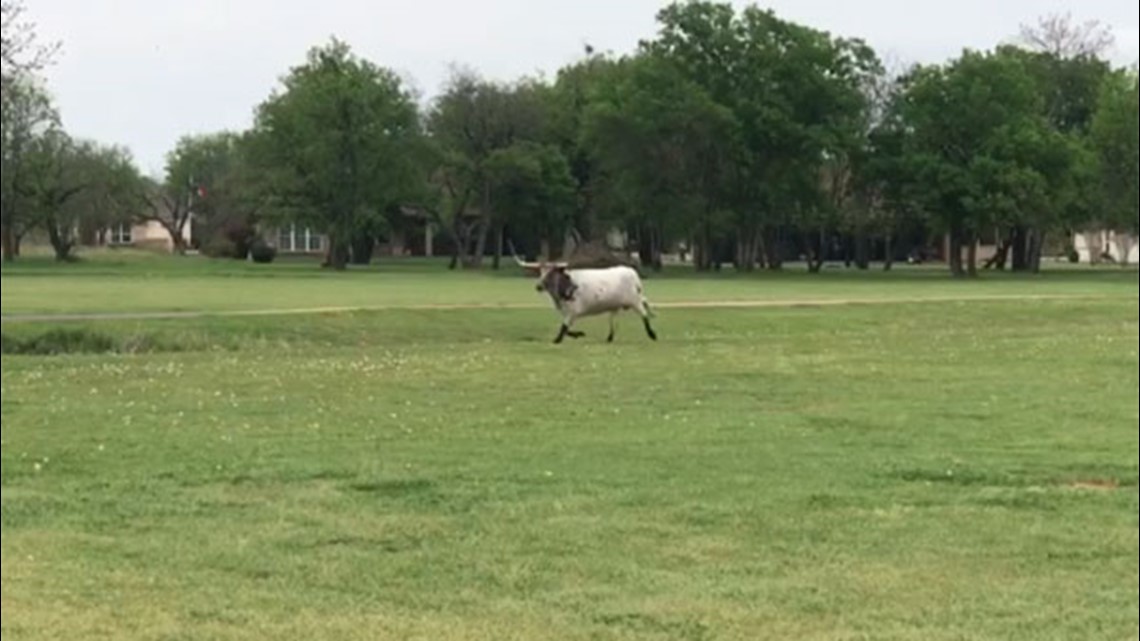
2, 254, 1138, 640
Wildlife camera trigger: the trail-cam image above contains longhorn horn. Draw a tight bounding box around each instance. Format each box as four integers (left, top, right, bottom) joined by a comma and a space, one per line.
508, 239, 547, 271
507, 239, 529, 267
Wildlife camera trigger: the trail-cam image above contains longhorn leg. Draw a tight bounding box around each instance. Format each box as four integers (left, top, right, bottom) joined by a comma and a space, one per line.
554, 320, 585, 344
636, 301, 657, 341
607, 312, 617, 343
564, 315, 585, 339
642, 317, 657, 341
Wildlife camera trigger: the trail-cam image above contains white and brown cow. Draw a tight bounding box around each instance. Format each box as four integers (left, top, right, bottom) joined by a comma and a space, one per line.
519, 257, 658, 344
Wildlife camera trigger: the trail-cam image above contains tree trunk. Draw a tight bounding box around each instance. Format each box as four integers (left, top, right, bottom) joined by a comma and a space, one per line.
1010, 226, 1029, 271
453, 219, 472, 269
883, 234, 894, 271
762, 226, 783, 270
323, 235, 349, 270
650, 226, 663, 272
948, 227, 965, 277
984, 232, 1012, 270
966, 231, 978, 277
1, 225, 15, 262
854, 232, 870, 270
1116, 234, 1135, 267
350, 233, 374, 265
694, 223, 714, 271
734, 230, 755, 272
157, 217, 189, 255
465, 181, 492, 270
492, 224, 503, 270
637, 225, 654, 270
46, 220, 76, 262
466, 219, 490, 269
162, 222, 188, 255
806, 228, 825, 273
1028, 230, 1045, 273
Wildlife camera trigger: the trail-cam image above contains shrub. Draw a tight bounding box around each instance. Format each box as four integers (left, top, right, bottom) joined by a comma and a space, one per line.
566, 240, 639, 270
200, 235, 240, 259
221, 220, 257, 258
2, 329, 116, 355
250, 239, 277, 263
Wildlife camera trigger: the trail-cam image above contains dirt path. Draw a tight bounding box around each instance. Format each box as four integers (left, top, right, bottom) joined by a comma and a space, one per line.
0, 293, 1126, 324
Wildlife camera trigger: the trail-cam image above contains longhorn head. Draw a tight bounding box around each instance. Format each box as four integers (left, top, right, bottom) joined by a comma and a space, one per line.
508, 240, 575, 299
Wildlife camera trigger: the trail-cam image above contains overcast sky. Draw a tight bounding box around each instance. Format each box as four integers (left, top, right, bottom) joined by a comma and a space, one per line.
28, 0, 1140, 176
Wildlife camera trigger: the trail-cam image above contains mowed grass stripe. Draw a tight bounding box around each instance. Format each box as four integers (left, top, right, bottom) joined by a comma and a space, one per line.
2, 292, 1133, 323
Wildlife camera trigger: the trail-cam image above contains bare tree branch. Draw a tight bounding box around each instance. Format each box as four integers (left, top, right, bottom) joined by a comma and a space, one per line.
1018, 12, 1115, 59
1, 0, 61, 92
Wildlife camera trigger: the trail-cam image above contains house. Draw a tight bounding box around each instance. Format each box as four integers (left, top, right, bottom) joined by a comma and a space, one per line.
98, 219, 192, 252
260, 208, 437, 257
91, 194, 195, 253
1072, 230, 1138, 265
266, 223, 327, 255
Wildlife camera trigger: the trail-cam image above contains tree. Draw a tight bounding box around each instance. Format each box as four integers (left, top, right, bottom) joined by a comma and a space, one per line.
427, 69, 546, 268
1090, 70, 1140, 264
67, 142, 144, 248
249, 39, 422, 269
22, 126, 84, 260
583, 52, 737, 271
1018, 12, 1114, 60
1, 0, 60, 95
896, 48, 1080, 276
485, 141, 576, 261
159, 131, 272, 258
643, 2, 880, 271
143, 133, 243, 255
852, 58, 922, 271
547, 48, 624, 242
1, 74, 55, 260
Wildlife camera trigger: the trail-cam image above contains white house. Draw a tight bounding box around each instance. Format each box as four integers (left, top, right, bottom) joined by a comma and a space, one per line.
1072, 230, 1138, 265
100, 219, 192, 252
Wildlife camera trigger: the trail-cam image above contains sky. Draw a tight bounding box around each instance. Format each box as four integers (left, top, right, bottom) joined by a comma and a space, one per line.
27, 0, 1140, 177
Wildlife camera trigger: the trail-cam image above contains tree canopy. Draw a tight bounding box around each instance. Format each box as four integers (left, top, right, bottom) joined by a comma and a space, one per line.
3, 3, 1137, 271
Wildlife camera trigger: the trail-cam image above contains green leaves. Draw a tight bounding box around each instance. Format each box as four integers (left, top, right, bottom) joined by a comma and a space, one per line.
249, 38, 422, 267
425, 69, 565, 264
4, 5, 1136, 273
899, 49, 1079, 231
1090, 70, 1140, 234
583, 53, 735, 238
641, 1, 881, 257
485, 142, 576, 240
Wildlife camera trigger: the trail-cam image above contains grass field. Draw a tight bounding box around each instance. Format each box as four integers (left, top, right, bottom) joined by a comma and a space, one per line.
2, 251, 1138, 640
